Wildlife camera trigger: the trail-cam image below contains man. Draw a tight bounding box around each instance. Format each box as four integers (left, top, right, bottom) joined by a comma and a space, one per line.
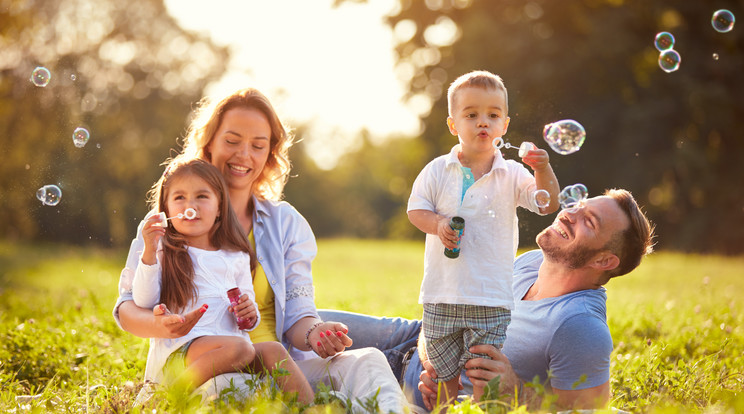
413, 188, 654, 411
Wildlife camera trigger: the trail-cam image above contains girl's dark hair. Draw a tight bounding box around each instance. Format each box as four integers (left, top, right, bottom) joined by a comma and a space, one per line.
148, 158, 255, 312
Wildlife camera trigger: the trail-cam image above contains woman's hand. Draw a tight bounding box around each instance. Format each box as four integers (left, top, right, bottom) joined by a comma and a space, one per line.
152, 303, 207, 338
307, 321, 353, 358
230, 294, 258, 328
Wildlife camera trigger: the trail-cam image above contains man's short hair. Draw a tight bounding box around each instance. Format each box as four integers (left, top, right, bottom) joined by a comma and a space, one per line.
604, 189, 655, 277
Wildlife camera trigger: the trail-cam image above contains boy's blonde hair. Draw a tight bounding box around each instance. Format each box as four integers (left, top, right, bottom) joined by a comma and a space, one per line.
447, 70, 509, 117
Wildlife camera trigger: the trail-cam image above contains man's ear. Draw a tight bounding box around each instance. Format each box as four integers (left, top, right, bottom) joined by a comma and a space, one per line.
590, 251, 620, 272
446, 117, 458, 136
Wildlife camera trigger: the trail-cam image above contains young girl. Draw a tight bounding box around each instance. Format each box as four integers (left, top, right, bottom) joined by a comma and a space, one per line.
132, 158, 314, 403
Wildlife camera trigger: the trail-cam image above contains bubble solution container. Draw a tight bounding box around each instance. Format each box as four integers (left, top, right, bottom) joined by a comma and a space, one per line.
444, 216, 465, 259
227, 287, 252, 330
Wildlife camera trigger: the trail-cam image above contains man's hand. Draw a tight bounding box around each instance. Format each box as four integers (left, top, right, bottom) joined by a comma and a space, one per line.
464, 345, 521, 397
152, 303, 206, 338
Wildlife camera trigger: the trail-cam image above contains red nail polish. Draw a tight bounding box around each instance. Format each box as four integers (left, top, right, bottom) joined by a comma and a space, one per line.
336, 331, 343, 337
319, 332, 324, 338
326, 330, 332, 336
317, 341, 322, 347
203, 304, 208, 309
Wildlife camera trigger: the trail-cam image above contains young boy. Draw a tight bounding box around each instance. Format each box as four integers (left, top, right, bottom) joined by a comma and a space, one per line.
407, 70, 560, 407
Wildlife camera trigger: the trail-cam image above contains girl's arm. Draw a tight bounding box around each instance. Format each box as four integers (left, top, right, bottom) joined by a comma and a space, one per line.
132, 215, 165, 308
115, 211, 203, 339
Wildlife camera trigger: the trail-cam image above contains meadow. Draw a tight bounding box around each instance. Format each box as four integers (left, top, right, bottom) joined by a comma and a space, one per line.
1, 239, 742, 413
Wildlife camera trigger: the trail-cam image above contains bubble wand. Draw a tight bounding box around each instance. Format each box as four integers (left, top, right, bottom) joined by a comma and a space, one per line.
157, 208, 197, 223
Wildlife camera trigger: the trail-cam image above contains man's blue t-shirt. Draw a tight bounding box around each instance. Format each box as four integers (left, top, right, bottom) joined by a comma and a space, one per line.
502, 249, 612, 391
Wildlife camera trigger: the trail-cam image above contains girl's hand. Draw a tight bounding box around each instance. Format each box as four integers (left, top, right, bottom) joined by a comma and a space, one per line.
152, 303, 206, 338
230, 294, 258, 328
436, 216, 459, 250
141, 215, 166, 265
309, 321, 353, 358
521, 148, 551, 172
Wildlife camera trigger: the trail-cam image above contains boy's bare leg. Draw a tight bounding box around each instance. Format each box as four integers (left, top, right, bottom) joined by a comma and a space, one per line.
179, 335, 255, 389
434, 376, 460, 413
252, 341, 314, 404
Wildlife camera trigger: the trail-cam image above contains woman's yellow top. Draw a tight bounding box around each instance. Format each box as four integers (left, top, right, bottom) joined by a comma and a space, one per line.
247, 229, 279, 343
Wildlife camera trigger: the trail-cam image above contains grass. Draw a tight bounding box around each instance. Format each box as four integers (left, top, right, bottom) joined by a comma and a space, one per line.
1, 239, 743, 413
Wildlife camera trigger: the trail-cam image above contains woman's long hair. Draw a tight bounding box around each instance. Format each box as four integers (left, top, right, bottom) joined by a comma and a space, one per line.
147, 159, 256, 312
179, 87, 293, 202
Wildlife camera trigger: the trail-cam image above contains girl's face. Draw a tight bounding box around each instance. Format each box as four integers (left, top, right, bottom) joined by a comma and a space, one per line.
165, 173, 220, 250
206, 107, 272, 194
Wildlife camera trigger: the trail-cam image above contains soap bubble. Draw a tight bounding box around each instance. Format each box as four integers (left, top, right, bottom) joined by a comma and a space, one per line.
30, 67, 51, 87
36, 185, 62, 206
72, 127, 90, 148
543, 119, 586, 155
533, 189, 551, 209
658, 49, 681, 73
654, 32, 675, 51
712, 9, 735, 33
558, 184, 588, 211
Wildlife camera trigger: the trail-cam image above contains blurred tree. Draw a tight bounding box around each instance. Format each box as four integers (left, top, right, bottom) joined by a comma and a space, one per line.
0, 0, 228, 246
286, 127, 428, 240
380, 0, 744, 253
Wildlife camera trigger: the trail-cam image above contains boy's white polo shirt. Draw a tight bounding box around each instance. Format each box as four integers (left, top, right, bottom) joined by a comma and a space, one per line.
408, 144, 541, 308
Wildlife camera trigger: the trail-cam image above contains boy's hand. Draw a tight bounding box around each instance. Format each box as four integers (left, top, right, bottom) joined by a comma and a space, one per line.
521, 148, 551, 172
230, 294, 258, 327
437, 216, 460, 250
141, 214, 166, 265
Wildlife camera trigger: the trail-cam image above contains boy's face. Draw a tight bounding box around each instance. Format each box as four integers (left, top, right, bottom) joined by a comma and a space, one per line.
447, 86, 510, 154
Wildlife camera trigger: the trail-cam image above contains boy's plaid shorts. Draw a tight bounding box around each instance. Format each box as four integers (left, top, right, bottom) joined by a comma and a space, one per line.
422, 303, 510, 382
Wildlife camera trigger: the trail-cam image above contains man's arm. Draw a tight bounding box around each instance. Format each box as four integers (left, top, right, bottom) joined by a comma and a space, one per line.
554, 382, 610, 410
465, 345, 610, 410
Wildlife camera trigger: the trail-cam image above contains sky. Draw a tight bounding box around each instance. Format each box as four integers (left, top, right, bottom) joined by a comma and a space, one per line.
163, 0, 423, 168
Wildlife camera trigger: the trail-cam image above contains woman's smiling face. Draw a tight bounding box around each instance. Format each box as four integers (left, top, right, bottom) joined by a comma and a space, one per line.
206, 107, 272, 193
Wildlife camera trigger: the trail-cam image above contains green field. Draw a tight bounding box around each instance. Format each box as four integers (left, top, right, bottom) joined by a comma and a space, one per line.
1, 239, 743, 413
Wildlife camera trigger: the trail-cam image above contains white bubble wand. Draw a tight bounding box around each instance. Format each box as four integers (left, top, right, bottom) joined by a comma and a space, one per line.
156, 208, 197, 223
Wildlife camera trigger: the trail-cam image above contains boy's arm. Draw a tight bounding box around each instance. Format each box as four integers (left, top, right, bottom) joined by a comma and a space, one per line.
522, 148, 560, 214
407, 209, 459, 251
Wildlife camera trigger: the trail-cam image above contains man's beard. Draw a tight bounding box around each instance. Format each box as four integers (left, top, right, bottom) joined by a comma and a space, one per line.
537, 227, 603, 270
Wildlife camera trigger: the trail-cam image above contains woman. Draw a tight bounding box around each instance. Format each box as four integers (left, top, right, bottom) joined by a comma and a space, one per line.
113, 88, 407, 412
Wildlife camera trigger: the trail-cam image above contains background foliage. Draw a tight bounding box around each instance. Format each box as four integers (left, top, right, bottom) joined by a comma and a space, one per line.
2, 0, 744, 253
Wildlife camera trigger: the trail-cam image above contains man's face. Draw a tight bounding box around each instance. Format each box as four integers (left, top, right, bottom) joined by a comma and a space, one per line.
536, 196, 630, 269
